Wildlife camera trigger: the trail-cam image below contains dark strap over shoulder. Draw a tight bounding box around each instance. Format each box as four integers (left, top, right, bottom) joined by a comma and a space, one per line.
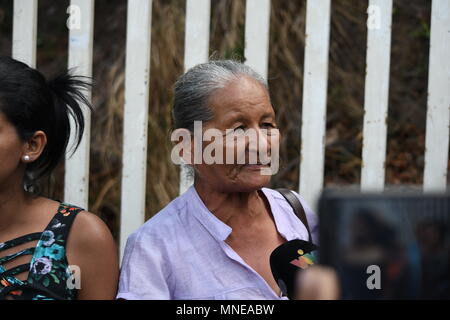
23, 203, 84, 300
277, 188, 312, 242
46, 203, 84, 248
0, 203, 84, 300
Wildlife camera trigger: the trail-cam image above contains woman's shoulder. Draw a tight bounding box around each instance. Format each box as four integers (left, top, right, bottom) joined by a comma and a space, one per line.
261, 187, 317, 222
31, 197, 109, 246
261, 187, 308, 206
262, 187, 319, 243
61, 209, 119, 299
62, 208, 117, 265
68, 210, 112, 243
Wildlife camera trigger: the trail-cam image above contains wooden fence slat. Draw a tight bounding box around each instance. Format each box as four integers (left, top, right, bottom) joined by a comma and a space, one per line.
65, 0, 95, 209
179, 0, 211, 195
120, 0, 153, 259
361, 0, 393, 192
244, 0, 271, 79
12, 0, 38, 67
299, 0, 331, 210
424, 0, 450, 192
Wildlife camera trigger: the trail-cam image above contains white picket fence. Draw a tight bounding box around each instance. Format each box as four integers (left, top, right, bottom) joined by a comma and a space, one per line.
10, 0, 450, 259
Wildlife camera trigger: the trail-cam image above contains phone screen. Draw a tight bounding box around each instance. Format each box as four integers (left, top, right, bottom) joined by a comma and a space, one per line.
318, 192, 450, 300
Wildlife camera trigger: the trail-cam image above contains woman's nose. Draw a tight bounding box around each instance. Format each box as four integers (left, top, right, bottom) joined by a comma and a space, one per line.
246, 128, 270, 156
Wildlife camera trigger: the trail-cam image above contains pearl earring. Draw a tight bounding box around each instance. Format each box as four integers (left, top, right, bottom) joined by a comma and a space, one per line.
23, 155, 31, 161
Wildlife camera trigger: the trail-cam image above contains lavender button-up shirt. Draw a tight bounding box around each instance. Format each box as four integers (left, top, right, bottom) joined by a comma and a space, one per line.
116, 186, 318, 300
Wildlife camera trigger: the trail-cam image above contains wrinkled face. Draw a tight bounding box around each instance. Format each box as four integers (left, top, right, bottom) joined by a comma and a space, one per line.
194, 76, 280, 192
0, 112, 26, 189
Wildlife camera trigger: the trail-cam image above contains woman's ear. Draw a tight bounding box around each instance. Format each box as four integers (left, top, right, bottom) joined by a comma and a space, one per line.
170, 128, 194, 165
22, 130, 47, 163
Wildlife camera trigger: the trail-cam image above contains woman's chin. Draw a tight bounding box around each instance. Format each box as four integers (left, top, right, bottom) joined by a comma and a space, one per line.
232, 171, 271, 192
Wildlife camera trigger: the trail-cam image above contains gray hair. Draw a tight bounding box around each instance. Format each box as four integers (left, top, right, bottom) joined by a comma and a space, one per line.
172, 60, 268, 132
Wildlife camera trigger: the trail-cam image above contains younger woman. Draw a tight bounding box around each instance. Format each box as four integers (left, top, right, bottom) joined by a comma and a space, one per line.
0, 56, 119, 300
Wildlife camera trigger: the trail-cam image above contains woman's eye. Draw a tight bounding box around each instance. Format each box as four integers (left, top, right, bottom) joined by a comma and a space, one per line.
262, 123, 275, 128
233, 125, 246, 131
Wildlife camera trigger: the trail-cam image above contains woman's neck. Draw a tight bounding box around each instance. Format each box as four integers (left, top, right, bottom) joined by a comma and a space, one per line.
194, 180, 268, 227
0, 179, 32, 233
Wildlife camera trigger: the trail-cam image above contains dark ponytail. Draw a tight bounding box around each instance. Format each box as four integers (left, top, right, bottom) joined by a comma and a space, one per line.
0, 56, 93, 189
44, 71, 93, 169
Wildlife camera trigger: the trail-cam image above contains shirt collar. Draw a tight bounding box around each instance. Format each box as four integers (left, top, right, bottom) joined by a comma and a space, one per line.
186, 186, 298, 242
187, 186, 232, 242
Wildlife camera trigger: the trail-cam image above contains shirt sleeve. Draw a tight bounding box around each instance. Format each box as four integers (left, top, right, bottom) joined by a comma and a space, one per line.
116, 229, 172, 300
293, 191, 319, 245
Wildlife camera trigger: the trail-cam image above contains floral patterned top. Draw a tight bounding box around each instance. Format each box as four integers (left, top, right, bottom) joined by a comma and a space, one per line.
0, 203, 83, 300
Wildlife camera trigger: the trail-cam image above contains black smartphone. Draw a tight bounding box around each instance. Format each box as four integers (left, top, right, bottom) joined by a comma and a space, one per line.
318, 191, 450, 300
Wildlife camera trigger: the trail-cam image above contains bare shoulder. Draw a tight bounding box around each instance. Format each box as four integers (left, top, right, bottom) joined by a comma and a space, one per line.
66, 210, 119, 299
67, 210, 116, 251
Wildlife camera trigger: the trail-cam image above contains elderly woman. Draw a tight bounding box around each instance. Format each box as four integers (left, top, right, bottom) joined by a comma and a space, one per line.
117, 60, 319, 300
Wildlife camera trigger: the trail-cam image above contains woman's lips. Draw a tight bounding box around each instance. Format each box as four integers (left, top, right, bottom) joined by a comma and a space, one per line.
243, 164, 270, 170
